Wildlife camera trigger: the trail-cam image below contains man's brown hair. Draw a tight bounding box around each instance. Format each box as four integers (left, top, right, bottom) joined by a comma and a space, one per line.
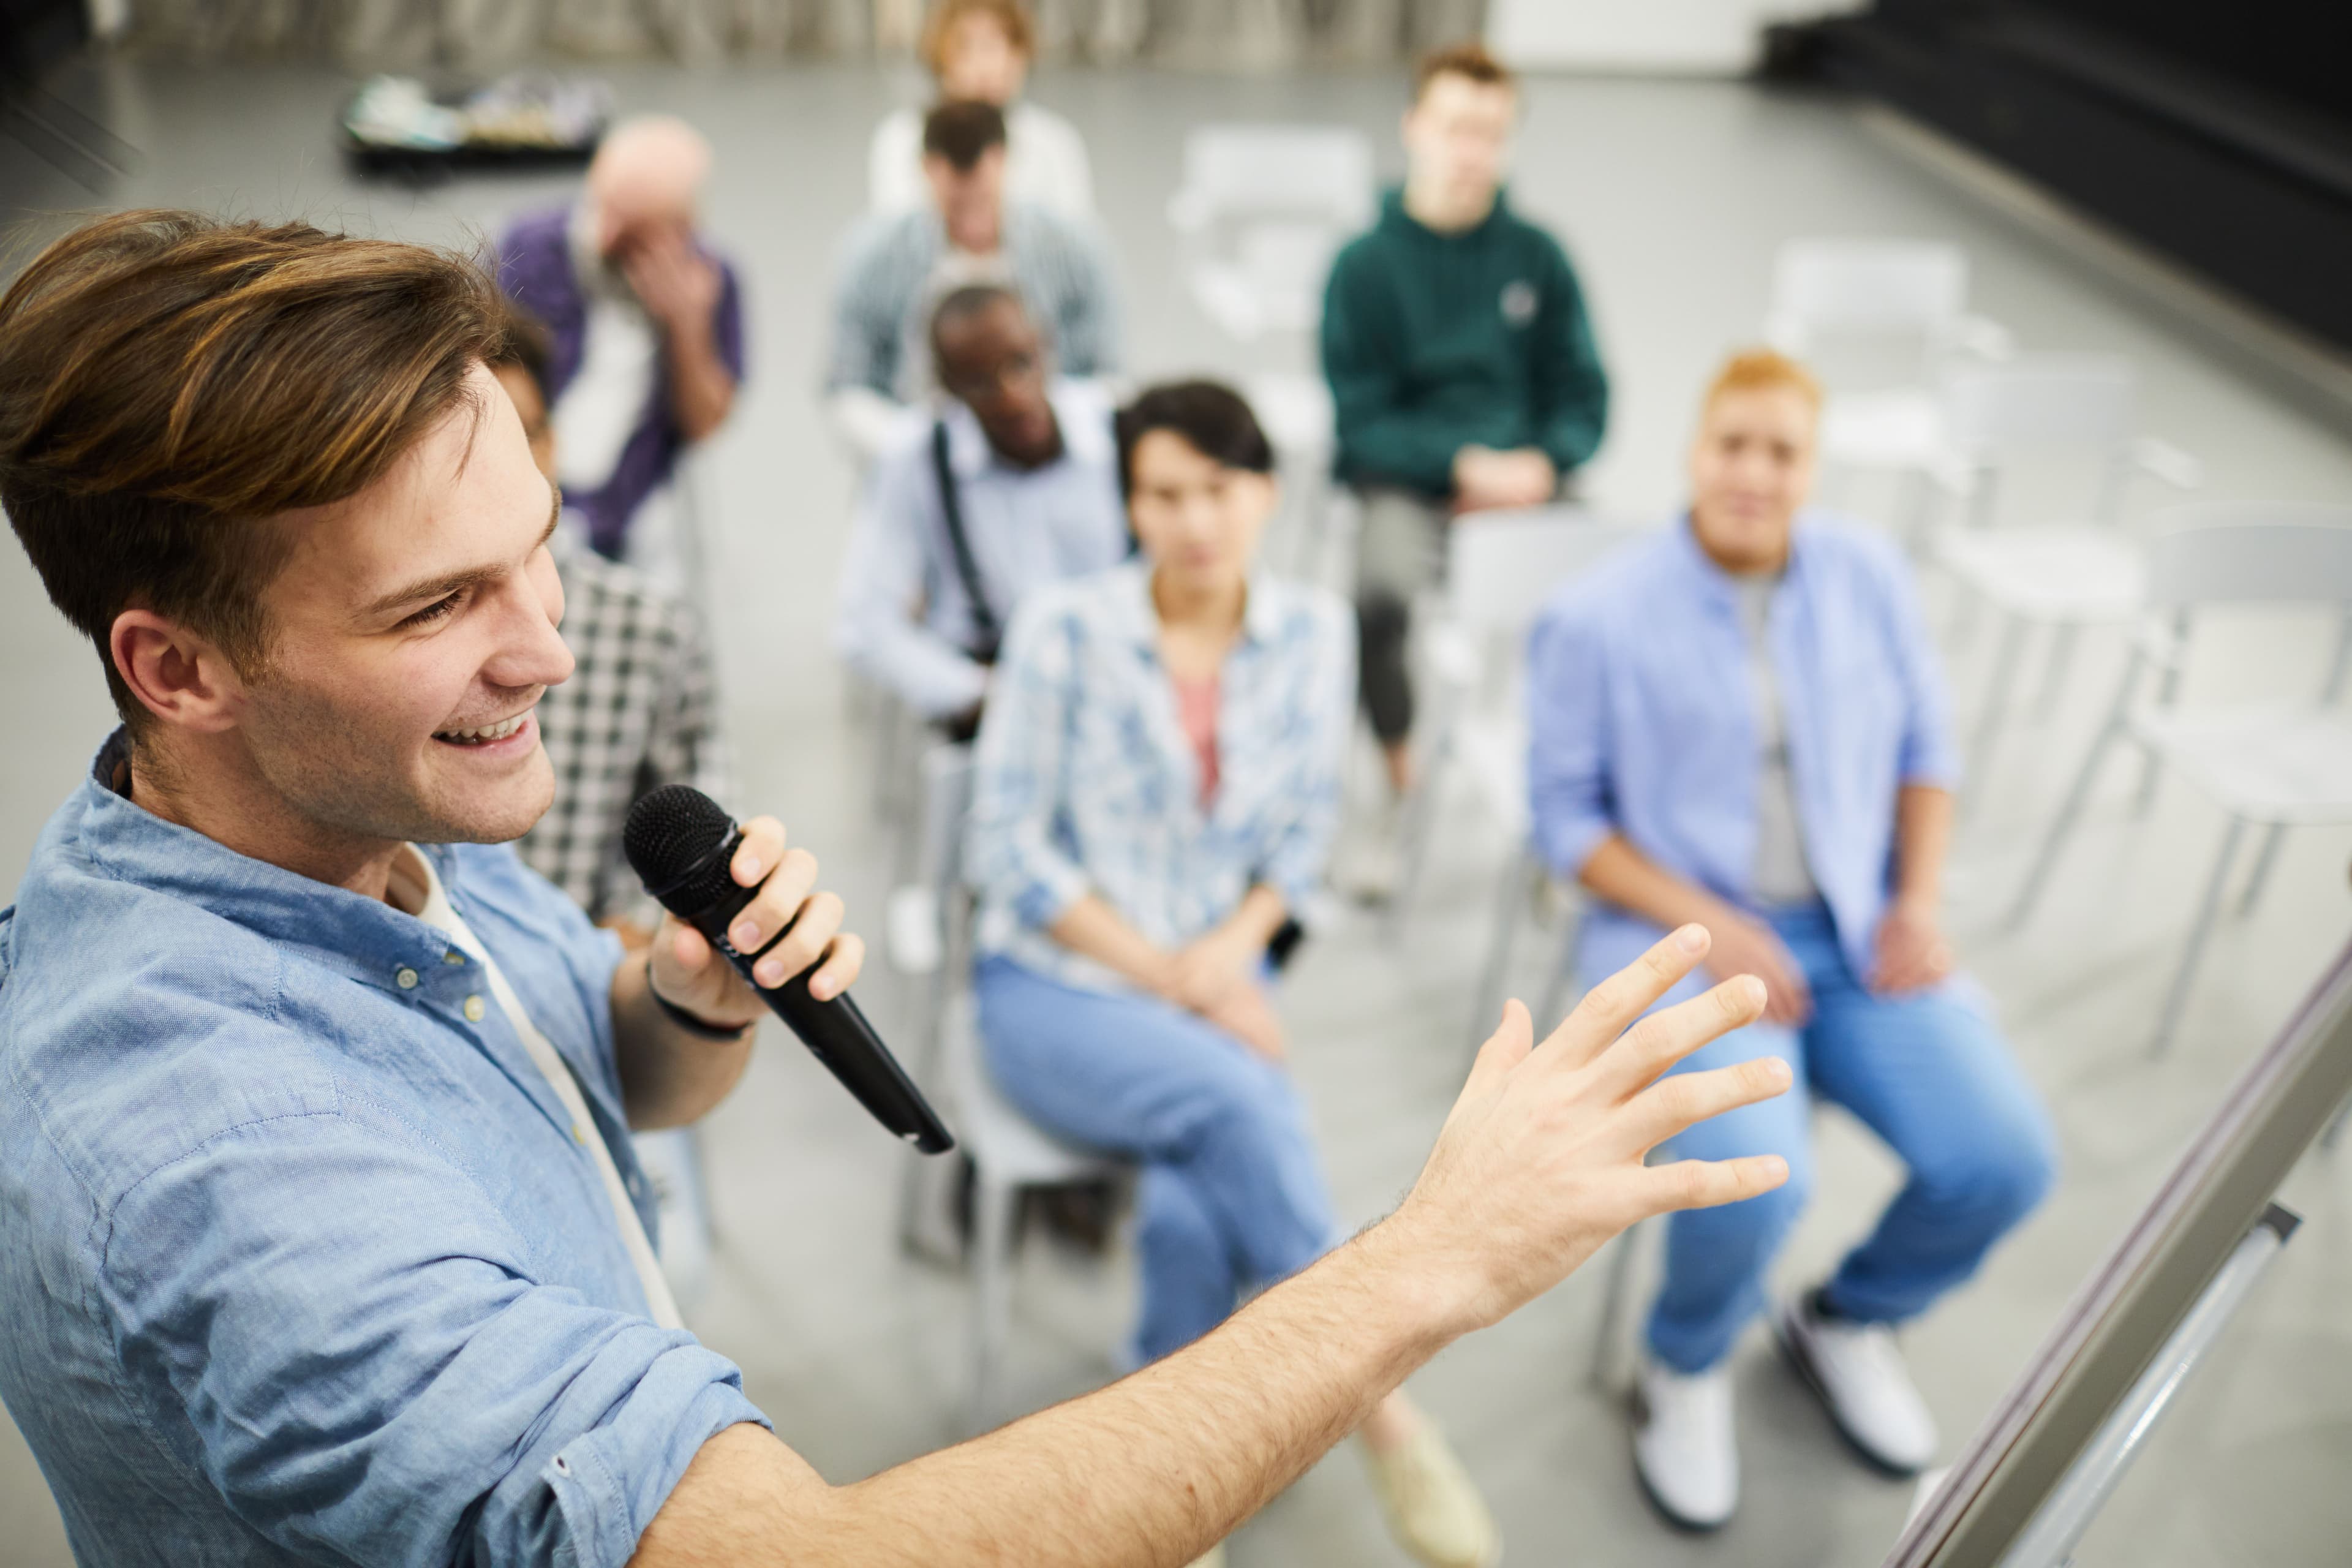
921, 0, 1035, 76
922, 99, 1009, 172
1703, 347, 1825, 414
0, 209, 502, 728
1413, 40, 1517, 101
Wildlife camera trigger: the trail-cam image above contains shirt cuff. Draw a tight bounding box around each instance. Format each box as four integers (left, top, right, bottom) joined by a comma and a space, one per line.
1536, 813, 1612, 883
543, 1338, 771, 1568
1009, 857, 1091, 930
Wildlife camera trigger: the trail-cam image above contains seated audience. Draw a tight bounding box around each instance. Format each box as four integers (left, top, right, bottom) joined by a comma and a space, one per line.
497, 115, 745, 572
829, 99, 1119, 458
1526, 350, 2056, 1531
484, 307, 731, 937
834, 285, 1128, 735
1322, 42, 1608, 829
870, 0, 1093, 219
964, 382, 1499, 1568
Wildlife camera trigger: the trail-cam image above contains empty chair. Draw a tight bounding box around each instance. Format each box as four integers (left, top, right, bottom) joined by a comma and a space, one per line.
1390, 507, 1637, 936
2005, 510, 2352, 1055
1763, 238, 2011, 506
1930, 355, 2201, 786
1166, 124, 1376, 341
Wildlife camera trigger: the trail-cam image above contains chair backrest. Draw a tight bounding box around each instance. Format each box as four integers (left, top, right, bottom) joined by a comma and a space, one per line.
1940, 353, 2138, 458
1768, 239, 1968, 342
1445, 507, 1635, 638
2145, 508, 2352, 608
1174, 125, 1376, 227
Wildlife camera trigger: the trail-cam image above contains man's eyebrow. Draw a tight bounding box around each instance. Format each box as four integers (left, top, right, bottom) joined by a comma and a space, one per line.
360, 485, 564, 621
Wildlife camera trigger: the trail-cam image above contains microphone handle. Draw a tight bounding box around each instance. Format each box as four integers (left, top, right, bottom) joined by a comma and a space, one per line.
682, 876, 957, 1156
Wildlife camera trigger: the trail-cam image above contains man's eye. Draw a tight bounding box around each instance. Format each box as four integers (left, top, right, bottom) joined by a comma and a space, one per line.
403, 593, 463, 629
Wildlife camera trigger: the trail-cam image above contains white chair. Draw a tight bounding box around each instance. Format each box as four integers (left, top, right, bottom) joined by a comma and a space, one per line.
1239, 369, 1343, 582
1166, 125, 1375, 342
941, 990, 1126, 1433
1928, 355, 2202, 787
2005, 510, 2352, 1056
1389, 508, 1638, 938
1763, 238, 2011, 518
881, 745, 1131, 1426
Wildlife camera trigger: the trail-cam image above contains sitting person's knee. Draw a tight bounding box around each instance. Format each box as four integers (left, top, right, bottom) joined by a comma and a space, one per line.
1918, 1105, 2057, 1226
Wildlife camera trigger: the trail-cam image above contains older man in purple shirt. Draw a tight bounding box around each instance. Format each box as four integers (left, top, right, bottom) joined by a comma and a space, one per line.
498, 116, 745, 562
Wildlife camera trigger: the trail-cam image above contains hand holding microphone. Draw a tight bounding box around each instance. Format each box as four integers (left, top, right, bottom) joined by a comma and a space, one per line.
640, 812, 859, 1029
625, 786, 955, 1153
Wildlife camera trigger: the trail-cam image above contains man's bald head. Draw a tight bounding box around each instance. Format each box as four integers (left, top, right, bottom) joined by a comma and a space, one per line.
586, 116, 713, 256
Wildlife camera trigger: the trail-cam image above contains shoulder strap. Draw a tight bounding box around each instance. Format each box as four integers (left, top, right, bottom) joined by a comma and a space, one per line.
932, 419, 1001, 662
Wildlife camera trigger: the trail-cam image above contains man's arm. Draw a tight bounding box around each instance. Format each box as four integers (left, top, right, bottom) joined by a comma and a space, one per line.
1320, 253, 1470, 497
1873, 783, 1957, 995
634, 927, 1792, 1567
833, 451, 991, 718
624, 236, 739, 444
610, 816, 865, 1131
1527, 236, 1608, 476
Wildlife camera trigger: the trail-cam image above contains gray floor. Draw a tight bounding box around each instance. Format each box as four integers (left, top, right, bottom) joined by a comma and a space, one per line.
5, 59, 2351, 1568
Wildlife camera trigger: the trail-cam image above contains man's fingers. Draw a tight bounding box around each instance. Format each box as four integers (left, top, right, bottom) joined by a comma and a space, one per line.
1596, 976, 1766, 1096
671, 922, 712, 971
731, 816, 786, 886
753, 892, 843, 989
730, 847, 818, 954
1622, 1055, 1793, 1153
1464, 999, 1535, 1096
808, 933, 865, 1001
1542, 924, 1711, 1069
1640, 1153, 1792, 1216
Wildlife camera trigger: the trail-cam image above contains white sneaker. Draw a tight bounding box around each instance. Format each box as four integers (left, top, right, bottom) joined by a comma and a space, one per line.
1632, 1354, 1738, 1531
1776, 1292, 1939, 1476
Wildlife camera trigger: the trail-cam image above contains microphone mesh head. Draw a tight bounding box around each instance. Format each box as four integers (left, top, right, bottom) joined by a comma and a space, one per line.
624, 784, 736, 892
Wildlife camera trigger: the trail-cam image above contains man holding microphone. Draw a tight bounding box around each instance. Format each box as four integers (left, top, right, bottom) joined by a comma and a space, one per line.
0, 211, 1789, 1567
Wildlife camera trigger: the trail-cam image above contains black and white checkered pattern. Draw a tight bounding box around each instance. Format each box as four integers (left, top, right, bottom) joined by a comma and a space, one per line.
517, 542, 730, 924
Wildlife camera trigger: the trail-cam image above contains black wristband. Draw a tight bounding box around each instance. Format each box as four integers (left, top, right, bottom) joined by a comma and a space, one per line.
644, 955, 753, 1040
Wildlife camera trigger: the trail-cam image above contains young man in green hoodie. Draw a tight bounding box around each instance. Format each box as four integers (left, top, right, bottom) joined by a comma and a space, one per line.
1321, 42, 1610, 828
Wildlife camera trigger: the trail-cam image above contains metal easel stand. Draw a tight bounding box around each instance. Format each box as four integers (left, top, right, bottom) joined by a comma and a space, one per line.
1996, 1202, 2301, 1568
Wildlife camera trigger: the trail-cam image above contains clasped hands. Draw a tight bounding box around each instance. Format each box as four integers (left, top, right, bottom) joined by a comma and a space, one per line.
1150, 922, 1286, 1063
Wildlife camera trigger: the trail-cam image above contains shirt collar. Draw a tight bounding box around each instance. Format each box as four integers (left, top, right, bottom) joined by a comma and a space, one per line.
70, 729, 486, 997
1670, 511, 1817, 608
1109, 560, 1284, 651
941, 379, 1112, 480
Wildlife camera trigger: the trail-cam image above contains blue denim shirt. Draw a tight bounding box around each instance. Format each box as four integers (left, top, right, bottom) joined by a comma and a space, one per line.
1526, 516, 1960, 984
0, 733, 766, 1567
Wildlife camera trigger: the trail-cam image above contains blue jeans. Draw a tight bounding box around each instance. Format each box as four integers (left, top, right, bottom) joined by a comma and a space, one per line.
974, 956, 1339, 1366
1644, 903, 2057, 1374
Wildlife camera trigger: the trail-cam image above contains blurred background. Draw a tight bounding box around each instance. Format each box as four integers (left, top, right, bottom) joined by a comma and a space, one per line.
3, 2, 2350, 1564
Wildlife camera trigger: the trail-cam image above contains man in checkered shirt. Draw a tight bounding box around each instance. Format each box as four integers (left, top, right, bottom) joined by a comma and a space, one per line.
489, 309, 731, 933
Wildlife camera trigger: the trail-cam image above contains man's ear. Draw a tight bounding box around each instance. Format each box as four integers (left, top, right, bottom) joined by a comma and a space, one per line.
110, 610, 251, 735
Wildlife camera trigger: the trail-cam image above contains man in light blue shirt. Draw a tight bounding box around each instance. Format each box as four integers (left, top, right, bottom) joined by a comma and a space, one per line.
0, 211, 1798, 1568
1527, 352, 2055, 1532
834, 285, 1128, 730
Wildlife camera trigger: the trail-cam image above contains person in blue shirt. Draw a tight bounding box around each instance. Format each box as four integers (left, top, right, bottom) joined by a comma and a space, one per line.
1526, 350, 2057, 1532
0, 211, 1795, 1568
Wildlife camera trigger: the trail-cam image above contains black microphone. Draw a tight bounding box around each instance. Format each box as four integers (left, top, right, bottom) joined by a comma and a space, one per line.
623, 785, 955, 1154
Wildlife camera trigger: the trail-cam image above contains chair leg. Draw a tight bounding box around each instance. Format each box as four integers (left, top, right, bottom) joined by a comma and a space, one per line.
1384, 711, 1459, 943
2005, 711, 2128, 932
1588, 1218, 1645, 1393
2236, 823, 2290, 918
1469, 840, 1535, 1058
2149, 816, 2247, 1060
2032, 622, 2081, 723
2133, 661, 2185, 818
1965, 612, 2032, 812
969, 1170, 1017, 1434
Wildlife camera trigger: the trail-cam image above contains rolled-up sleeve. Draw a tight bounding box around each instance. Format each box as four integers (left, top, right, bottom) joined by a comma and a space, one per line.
1256, 603, 1356, 916
965, 598, 1092, 929
102, 1112, 767, 1568
1526, 597, 1619, 880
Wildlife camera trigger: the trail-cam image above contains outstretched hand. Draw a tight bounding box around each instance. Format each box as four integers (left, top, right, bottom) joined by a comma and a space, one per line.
1388, 924, 1791, 1334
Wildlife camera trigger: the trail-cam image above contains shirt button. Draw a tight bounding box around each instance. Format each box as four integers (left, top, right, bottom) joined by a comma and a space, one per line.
571, 1123, 588, 1145
394, 967, 419, 990
464, 995, 486, 1022
443, 951, 466, 966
